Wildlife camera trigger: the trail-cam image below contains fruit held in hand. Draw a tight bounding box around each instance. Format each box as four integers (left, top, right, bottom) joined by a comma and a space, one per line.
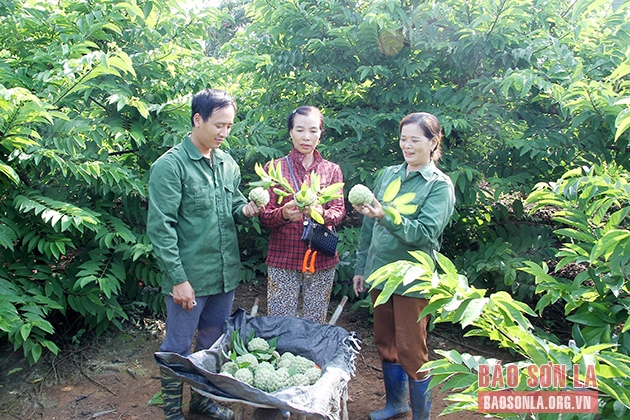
295, 187, 318, 209
348, 184, 374, 205
249, 187, 270, 206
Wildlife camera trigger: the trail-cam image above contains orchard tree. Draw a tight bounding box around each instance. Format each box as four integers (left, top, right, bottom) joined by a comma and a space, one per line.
0, 0, 232, 363
222, 0, 630, 297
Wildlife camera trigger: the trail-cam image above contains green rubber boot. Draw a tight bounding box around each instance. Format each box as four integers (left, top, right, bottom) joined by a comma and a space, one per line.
160, 369, 185, 420
190, 388, 235, 420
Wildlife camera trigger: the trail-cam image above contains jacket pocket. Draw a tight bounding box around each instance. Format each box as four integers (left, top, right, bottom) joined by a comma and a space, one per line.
183, 183, 214, 217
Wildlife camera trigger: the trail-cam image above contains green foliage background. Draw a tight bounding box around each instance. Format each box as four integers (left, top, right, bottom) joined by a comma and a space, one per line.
1, 0, 630, 416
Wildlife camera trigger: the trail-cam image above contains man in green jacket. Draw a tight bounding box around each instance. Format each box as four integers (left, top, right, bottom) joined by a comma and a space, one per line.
147, 89, 262, 420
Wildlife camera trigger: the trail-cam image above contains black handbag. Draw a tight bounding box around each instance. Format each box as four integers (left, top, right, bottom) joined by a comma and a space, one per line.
300, 218, 339, 257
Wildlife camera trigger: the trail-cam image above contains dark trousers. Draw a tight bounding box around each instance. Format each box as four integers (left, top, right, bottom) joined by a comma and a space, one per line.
371, 289, 430, 380
160, 289, 235, 356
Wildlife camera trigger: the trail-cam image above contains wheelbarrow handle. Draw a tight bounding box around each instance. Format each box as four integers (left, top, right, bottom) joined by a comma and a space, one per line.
250, 297, 260, 317
328, 295, 348, 325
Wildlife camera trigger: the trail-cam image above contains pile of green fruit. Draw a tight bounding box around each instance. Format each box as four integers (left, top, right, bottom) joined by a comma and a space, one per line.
219, 330, 322, 392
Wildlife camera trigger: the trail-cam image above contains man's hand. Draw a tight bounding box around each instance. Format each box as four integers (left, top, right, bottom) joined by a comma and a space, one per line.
353, 275, 365, 297
172, 281, 196, 311
242, 201, 264, 217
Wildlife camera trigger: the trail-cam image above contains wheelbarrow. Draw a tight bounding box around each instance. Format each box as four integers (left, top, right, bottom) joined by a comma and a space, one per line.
155, 297, 359, 420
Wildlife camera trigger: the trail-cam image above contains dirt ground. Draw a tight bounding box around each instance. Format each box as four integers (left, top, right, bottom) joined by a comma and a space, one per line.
0, 280, 503, 420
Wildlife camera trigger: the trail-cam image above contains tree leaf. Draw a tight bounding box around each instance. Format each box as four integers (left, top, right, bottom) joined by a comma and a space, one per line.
382, 178, 401, 202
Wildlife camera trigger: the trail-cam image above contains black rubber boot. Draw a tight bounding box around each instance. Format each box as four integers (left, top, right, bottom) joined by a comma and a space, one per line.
409, 376, 432, 420
189, 387, 235, 420
160, 369, 185, 420
369, 362, 410, 420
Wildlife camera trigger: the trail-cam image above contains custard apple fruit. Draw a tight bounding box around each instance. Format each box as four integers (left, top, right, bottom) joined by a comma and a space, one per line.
348, 184, 374, 205
289, 373, 311, 387
267, 367, 291, 392
249, 187, 270, 206
277, 351, 295, 368
234, 367, 254, 385
290, 355, 316, 374
277, 358, 292, 369
253, 363, 275, 391
304, 366, 322, 384
220, 360, 238, 376
236, 353, 258, 369
295, 188, 318, 208
254, 361, 275, 374
248, 337, 270, 352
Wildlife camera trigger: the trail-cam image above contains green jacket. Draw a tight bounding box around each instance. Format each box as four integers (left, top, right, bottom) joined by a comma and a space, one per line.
354, 162, 455, 298
147, 136, 248, 296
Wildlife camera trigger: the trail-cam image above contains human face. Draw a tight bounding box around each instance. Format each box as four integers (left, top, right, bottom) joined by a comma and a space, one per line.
190, 105, 235, 154
399, 123, 436, 171
290, 113, 321, 156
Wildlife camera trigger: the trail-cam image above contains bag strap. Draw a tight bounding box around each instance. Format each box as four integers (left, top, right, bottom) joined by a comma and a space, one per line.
285, 156, 299, 189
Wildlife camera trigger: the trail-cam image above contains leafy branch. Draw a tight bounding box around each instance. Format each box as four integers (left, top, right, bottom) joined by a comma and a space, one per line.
251, 159, 343, 224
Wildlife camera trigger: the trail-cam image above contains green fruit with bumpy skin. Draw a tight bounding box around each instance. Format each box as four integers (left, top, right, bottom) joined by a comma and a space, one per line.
304, 366, 322, 384
267, 367, 291, 392
249, 187, 270, 206
289, 373, 311, 387
234, 367, 254, 385
220, 361, 238, 375
290, 355, 316, 374
236, 353, 258, 368
248, 337, 270, 352
295, 188, 317, 208
348, 184, 374, 205
253, 362, 275, 391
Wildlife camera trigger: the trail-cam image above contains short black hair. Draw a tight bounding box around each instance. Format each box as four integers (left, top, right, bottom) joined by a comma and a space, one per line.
190, 89, 237, 127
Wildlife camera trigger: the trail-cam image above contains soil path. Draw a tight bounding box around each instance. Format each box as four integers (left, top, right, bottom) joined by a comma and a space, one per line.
0, 280, 500, 419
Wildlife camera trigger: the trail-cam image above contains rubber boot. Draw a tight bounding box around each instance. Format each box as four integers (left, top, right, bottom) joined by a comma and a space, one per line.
369, 362, 410, 420
409, 376, 432, 420
160, 369, 185, 420
190, 387, 235, 420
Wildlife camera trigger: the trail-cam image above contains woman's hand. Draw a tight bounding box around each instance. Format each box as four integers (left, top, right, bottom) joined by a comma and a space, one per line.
353, 198, 385, 220
281, 200, 303, 222
353, 275, 365, 297
307, 203, 324, 217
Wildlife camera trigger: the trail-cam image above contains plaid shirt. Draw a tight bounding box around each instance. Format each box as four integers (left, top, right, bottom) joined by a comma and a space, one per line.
259, 148, 346, 271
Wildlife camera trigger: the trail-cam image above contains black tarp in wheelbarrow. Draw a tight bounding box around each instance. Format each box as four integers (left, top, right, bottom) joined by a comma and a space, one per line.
154, 308, 361, 420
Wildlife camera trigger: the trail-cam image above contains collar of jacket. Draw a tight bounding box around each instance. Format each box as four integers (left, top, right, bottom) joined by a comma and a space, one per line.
182, 135, 226, 165
393, 161, 437, 181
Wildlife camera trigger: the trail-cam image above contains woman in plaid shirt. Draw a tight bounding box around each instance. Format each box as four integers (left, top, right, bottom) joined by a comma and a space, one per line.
259, 106, 346, 324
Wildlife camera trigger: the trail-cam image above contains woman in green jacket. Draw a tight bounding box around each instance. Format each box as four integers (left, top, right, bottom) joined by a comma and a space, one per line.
353, 112, 455, 420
